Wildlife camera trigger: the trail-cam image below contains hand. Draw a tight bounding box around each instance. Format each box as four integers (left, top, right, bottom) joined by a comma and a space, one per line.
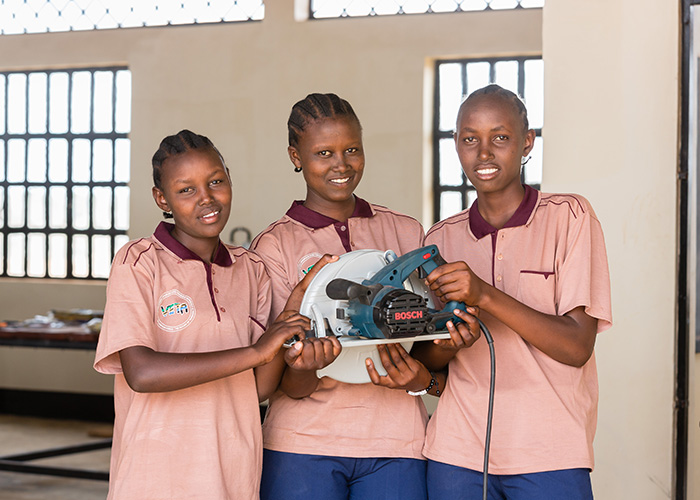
284, 336, 342, 372
426, 261, 487, 307
254, 313, 311, 364
365, 343, 432, 392
432, 306, 481, 351
285, 254, 339, 312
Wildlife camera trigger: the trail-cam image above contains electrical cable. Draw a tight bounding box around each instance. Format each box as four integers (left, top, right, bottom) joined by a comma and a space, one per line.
476, 317, 495, 500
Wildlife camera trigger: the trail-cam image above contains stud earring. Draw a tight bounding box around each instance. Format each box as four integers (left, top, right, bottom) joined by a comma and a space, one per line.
294, 166, 302, 173
163, 211, 173, 219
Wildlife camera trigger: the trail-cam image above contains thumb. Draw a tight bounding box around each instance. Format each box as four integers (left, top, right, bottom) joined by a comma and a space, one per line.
284, 341, 303, 364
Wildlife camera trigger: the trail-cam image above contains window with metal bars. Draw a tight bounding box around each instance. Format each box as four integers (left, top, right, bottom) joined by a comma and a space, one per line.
0, 0, 264, 35
432, 56, 543, 223
310, 0, 543, 19
0, 67, 131, 280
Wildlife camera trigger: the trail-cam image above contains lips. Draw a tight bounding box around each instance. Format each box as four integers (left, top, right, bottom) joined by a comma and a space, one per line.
474, 165, 499, 180
199, 208, 222, 222
329, 176, 351, 185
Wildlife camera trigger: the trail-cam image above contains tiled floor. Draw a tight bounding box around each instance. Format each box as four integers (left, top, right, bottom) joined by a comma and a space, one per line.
0, 415, 111, 500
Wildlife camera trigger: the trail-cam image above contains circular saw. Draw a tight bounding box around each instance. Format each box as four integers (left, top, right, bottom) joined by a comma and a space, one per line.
298, 245, 467, 384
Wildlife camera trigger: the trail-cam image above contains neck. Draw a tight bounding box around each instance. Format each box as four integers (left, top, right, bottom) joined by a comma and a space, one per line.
476, 184, 525, 230
303, 195, 356, 222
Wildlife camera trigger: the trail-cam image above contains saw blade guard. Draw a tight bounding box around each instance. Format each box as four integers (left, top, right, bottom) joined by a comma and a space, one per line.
298, 248, 444, 384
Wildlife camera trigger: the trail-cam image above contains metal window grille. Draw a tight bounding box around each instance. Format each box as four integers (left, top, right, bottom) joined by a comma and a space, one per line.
0, 67, 131, 280
0, 1, 264, 35
311, 0, 543, 18
433, 56, 543, 223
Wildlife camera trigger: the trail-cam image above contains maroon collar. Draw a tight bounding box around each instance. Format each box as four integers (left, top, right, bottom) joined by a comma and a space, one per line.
154, 221, 232, 266
286, 196, 373, 228
469, 185, 539, 239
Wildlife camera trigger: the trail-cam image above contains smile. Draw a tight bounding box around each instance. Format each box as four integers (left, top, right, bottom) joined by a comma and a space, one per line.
329, 177, 351, 185
200, 210, 220, 221
476, 167, 498, 175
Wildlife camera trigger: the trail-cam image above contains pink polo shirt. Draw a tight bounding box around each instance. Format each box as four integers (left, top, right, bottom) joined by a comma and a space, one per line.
250, 197, 428, 459
423, 186, 612, 475
95, 222, 271, 500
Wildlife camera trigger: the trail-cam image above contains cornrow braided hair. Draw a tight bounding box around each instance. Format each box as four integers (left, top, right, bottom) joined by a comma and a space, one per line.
152, 129, 224, 219
461, 84, 529, 132
287, 93, 362, 148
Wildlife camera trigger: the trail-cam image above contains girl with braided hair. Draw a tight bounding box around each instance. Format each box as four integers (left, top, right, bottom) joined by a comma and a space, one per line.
251, 93, 480, 500
94, 129, 332, 499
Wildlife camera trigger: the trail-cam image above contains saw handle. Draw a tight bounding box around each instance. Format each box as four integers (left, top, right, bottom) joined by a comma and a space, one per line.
417, 246, 468, 327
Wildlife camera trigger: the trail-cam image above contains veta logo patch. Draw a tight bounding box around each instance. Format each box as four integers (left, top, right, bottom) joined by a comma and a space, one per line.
297, 252, 324, 282
156, 289, 196, 332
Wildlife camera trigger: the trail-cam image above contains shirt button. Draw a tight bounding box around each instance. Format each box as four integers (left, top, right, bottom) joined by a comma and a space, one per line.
497, 254, 503, 261
220, 307, 226, 313
341, 226, 347, 231
496, 275, 502, 282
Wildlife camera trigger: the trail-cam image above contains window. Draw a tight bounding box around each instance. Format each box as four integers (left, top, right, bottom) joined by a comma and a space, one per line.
0, 67, 131, 279
311, 0, 543, 19
0, 0, 264, 35
432, 56, 543, 222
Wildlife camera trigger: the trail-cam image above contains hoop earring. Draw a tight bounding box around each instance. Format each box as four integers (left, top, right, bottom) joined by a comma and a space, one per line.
294, 166, 302, 173
521, 156, 531, 166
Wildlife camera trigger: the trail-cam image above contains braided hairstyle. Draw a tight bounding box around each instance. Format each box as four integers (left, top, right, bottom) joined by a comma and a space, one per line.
459, 84, 529, 133
287, 93, 362, 148
152, 129, 225, 219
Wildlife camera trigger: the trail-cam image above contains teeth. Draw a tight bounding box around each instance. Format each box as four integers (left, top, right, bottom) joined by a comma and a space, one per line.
202, 211, 219, 219
330, 178, 350, 184
477, 168, 497, 175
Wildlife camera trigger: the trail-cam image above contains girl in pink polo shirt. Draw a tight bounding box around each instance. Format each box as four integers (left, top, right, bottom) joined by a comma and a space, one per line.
94, 130, 330, 500
414, 85, 612, 499
251, 93, 467, 500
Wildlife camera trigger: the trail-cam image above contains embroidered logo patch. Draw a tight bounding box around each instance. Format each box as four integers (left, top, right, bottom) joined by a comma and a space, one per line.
156, 289, 196, 332
297, 252, 324, 282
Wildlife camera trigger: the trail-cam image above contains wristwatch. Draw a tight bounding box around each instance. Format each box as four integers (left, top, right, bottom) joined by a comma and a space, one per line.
406, 371, 439, 396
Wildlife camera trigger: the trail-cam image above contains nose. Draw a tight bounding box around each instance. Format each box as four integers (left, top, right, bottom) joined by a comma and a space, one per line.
477, 142, 493, 161
198, 186, 214, 205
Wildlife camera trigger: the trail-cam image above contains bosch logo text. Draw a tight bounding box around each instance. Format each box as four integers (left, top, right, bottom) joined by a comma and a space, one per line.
393, 310, 423, 320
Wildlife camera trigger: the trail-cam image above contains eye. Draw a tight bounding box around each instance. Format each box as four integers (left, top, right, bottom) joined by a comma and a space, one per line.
346, 147, 359, 154
318, 150, 332, 157
462, 136, 477, 143
494, 135, 508, 141
210, 179, 223, 186
179, 187, 193, 194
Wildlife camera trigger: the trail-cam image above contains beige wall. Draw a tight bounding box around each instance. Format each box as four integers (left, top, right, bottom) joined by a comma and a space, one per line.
543, 0, 682, 498
0, 1, 694, 498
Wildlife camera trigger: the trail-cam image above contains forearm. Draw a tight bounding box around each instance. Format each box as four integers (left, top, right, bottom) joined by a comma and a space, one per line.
410, 341, 457, 372
478, 287, 597, 367
254, 350, 287, 402
279, 366, 320, 399
120, 345, 267, 393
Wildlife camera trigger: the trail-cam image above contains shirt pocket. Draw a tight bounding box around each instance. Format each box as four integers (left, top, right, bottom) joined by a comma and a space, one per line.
515, 270, 557, 315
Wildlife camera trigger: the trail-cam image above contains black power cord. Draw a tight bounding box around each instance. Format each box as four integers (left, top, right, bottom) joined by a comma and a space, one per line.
476, 317, 495, 500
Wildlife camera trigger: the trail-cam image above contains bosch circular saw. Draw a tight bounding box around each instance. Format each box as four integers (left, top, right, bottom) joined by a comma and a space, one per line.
298, 244, 467, 384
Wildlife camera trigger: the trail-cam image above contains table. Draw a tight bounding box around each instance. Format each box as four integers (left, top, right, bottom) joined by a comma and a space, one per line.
0, 325, 110, 481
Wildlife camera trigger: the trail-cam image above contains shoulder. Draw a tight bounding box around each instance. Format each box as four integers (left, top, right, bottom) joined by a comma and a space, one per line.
368, 203, 423, 229
425, 208, 470, 239
227, 244, 267, 269
112, 236, 164, 268
537, 192, 598, 221
250, 215, 306, 251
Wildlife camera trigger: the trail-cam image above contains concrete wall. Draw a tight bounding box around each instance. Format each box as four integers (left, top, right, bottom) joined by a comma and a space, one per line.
0, 1, 694, 498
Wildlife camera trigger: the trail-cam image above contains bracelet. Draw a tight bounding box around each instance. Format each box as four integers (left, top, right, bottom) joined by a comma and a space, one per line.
407, 371, 438, 396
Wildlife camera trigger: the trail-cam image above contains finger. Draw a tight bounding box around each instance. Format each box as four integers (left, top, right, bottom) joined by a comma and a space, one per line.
329, 336, 342, 356
365, 358, 382, 385
284, 341, 304, 364
304, 254, 339, 281
384, 344, 411, 370
446, 320, 466, 348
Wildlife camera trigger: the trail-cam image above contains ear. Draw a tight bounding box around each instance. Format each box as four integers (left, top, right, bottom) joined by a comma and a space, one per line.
152, 186, 170, 213
288, 146, 302, 171
522, 129, 536, 157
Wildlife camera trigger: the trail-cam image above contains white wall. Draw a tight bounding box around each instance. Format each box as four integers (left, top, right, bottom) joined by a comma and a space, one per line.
543, 1, 681, 498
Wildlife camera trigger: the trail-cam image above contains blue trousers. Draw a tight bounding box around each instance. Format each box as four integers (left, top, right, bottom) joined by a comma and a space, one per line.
261, 449, 427, 500
426, 460, 593, 500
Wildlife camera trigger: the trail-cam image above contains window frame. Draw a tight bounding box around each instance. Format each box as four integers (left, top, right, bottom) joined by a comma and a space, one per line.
0, 65, 131, 280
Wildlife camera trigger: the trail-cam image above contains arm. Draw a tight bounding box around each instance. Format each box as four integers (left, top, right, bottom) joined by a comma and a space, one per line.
427, 262, 597, 367
258, 254, 341, 400
119, 312, 311, 393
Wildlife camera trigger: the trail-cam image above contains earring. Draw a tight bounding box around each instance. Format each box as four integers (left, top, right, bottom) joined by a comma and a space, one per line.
521, 156, 531, 166
163, 211, 173, 219
294, 166, 302, 173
